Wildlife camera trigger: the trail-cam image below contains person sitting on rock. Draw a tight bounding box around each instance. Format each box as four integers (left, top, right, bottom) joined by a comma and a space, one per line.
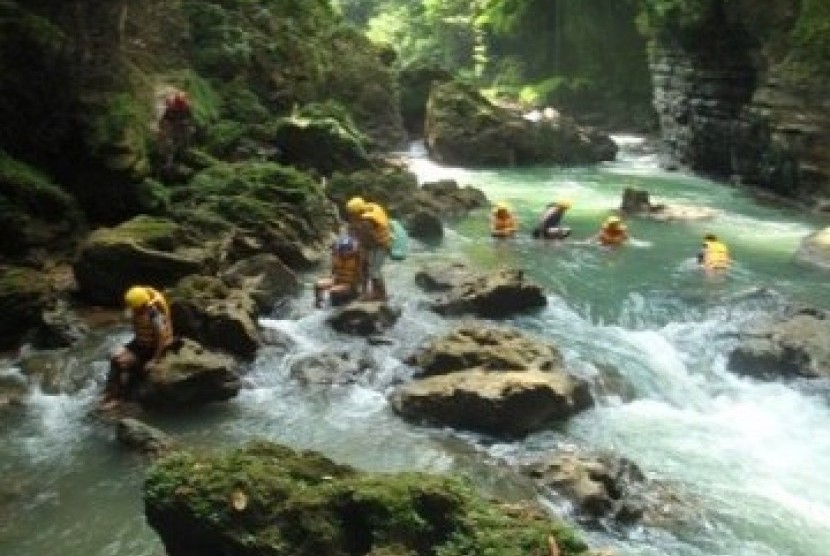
698, 233, 731, 271
346, 196, 391, 302
314, 235, 362, 308
532, 199, 572, 239
490, 201, 518, 238
100, 285, 174, 409
596, 215, 629, 246
158, 89, 194, 168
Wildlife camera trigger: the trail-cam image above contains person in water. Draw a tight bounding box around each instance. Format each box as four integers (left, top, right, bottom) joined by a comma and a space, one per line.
532, 200, 572, 239
346, 196, 391, 301
101, 285, 174, 408
596, 215, 629, 246
697, 233, 731, 271
490, 201, 518, 238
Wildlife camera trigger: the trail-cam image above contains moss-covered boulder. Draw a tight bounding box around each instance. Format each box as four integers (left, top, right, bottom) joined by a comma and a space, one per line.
0, 266, 52, 350
0, 152, 84, 260
274, 114, 370, 176
73, 216, 222, 305
425, 81, 617, 167
173, 162, 338, 268
144, 441, 594, 556
168, 276, 259, 359
220, 254, 300, 314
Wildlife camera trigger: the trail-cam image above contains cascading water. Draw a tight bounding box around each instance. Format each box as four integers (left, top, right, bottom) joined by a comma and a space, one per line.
1, 137, 829, 556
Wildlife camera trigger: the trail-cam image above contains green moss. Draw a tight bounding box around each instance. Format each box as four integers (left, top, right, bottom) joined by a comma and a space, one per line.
183, 162, 321, 205
89, 215, 184, 250
791, 0, 830, 73
145, 441, 592, 556
0, 266, 49, 298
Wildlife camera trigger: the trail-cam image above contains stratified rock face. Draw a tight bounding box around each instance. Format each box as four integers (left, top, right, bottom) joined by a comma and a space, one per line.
648, 2, 830, 205
145, 441, 591, 556
424, 81, 617, 167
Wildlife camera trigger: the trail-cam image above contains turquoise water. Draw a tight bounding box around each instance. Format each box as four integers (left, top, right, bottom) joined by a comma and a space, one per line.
1, 137, 829, 556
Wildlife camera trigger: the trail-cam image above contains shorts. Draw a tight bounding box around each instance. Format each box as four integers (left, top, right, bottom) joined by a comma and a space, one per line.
365, 247, 387, 280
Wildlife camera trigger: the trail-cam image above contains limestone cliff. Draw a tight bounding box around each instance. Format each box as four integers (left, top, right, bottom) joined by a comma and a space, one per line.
644, 0, 830, 207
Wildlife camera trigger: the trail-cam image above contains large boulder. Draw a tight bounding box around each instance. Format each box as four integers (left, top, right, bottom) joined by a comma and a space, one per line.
406, 324, 563, 377
728, 311, 830, 379
795, 227, 830, 272
415, 264, 547, 318
394, 324, 592, 437
0, 266, 53, 350
145, 441, 593, 556
424, 81, 617, 167
274, 113, 370, 176
168, 276, 260, 359
391, 369, 592, 438
220, 254, 300, 313
134, 338, 241, 408
73, 216, 220, 305
172, 162, 337, 269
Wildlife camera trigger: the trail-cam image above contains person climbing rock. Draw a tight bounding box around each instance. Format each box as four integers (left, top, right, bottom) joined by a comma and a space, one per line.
490, 201, 518, 238
532, 200, 572, 239
346, 196, 391, 302
314, 235, 362, 308
596, 215, 629, 246
158, 90, 194, 168
697, 233, 731, 271
100, 286, 174, 409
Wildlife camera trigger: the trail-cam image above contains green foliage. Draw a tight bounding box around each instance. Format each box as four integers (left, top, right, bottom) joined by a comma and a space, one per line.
791, 0, 830, 72
637, 0, 717, 37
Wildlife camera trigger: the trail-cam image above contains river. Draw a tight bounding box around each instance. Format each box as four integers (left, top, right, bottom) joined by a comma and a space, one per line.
1, 137, 829, 556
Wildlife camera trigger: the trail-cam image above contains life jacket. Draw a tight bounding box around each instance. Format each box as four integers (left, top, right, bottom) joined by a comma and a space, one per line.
361, 203, 391, 248
332, 252, 361, 287
132, 287, 173, 348
599, 224, 628, 246
703, 240, 731, 270
491, 211, 517, 237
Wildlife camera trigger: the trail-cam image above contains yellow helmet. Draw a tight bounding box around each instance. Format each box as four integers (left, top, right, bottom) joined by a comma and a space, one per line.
556, 199, 573, 209
605, 215, 622, 226
493, 201, 510, 213
346, 197, 366, 215
124, 286, 151, 309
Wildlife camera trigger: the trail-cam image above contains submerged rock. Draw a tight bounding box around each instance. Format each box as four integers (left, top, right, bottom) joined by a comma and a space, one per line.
144, 441, 593, 556
289, 351, 378, 385
620, 187, 717, 222
116, 418, 176, 457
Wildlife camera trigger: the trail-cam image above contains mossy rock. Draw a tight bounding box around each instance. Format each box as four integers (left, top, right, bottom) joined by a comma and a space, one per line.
275, 114, 370, 176
174, 161, 337, 268
0, 266, 52, 349
0, 151, 84, 259
328, 168, 420, 219
145, 441, 592, 556
73, 216, 223, 305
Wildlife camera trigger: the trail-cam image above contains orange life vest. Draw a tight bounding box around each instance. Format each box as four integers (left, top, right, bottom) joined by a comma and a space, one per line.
332, 252, 361, 288
132, 288, 173, 348
491, 211, 517, 237
599, 225, 628, 246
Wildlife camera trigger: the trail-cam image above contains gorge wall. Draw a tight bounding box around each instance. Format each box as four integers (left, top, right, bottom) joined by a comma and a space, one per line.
646, 0, 830, 208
